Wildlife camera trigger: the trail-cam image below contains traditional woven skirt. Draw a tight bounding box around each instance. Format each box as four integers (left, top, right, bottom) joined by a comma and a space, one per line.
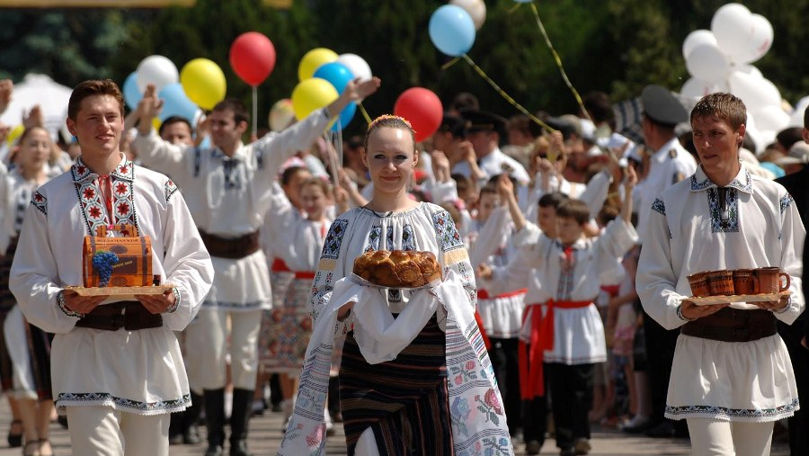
259, 276, 313, 373
339, 315, 453, 456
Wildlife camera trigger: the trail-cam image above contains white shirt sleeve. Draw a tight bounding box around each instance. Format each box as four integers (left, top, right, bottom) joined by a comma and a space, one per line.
254, 109, 331, 178
132, 130, 192, 182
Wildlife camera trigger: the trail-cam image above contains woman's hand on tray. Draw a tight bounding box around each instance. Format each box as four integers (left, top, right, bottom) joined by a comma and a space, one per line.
680, 299, 729, 321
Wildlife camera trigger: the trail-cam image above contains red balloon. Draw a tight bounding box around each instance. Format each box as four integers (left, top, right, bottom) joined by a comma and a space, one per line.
393, 87, 443, 143
229, 32, 276, 86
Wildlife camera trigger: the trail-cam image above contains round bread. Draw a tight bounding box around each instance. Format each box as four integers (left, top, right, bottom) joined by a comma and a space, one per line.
353, 250, 442, 287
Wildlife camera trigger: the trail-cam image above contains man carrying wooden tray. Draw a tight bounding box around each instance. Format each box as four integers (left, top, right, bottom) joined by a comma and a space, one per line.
9, 79, 214, 455
637, 92, 805, 456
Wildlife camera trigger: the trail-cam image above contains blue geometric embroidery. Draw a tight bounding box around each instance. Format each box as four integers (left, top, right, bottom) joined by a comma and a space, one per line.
56, 392, 190, 413
706, 187, 739, 233
321, 219, 348, 259
30, 190, 47, 215
385, 226, 394, 249
366, 225, 382, 251
690, 174, 713, 191
165, 179, 179, 202
651, 198, 666, 216
780, 194, 794, 214
432, 210, 463, 252
666, 397, 799, 420
201, 299, 268, 309
402, 224, 416, 251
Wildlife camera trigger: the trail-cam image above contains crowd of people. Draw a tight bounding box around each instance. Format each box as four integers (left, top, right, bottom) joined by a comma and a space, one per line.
0, 73, 806, 456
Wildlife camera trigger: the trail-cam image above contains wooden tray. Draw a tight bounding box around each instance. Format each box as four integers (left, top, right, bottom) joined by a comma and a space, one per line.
65, 285, 174, 302
349, 273, 441, 290
690, 291, 790, 306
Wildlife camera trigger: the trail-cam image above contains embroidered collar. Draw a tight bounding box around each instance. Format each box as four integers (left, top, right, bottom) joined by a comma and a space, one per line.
689, 166, 752, 194
71, 154, 134, 183
210, 144, 245, 162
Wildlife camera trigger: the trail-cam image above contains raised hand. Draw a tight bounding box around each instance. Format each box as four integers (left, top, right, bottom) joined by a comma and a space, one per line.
0, 79, 12, 114
344, 77, 381, 104
22, 105, 43, 129
136, 84, 164, 134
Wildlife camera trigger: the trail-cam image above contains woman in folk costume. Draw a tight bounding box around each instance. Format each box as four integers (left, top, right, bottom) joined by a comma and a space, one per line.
0, 126, 57, 456
278, 115, 513, 455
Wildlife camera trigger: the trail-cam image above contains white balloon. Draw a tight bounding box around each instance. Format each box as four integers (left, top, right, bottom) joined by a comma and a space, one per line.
682, 30, 717, 60
729, 71, 781, 112
680, 77, 729, 99
752, 105, 790, 133
685, 43, 730, 83
733, 63, 763, 80
739, 14, 773, 64
136, 55, 179, 93
450, 0, 486, 30
711, 3, 753, 62
336, 53, 373, 83
788, 96, 809, 127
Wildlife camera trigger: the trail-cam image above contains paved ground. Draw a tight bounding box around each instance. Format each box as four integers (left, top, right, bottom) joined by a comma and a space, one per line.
0, 400, 790, 455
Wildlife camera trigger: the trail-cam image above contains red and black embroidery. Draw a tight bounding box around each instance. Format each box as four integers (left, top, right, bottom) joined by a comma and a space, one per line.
71, 157, 139, 236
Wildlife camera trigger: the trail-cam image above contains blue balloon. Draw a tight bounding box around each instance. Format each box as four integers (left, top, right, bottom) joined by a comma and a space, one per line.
428, 5, 476, 57
331, 102, 356, 132
313, 62, 354, 95
123, 72, 142, 110
514, 0, 533, 3
158, 83, 198, 122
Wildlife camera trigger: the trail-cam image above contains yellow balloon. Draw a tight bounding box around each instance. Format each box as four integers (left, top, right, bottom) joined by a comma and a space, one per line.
181, 58, 227, 110
268, 98, 295, 132
291, 78, 338, 120
6, 124, 24, 147
152, 117, 162, 131
297, 48, 338, 82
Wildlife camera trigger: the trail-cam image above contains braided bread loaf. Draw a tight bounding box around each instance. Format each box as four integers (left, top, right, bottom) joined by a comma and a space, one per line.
353, 250, 442, 288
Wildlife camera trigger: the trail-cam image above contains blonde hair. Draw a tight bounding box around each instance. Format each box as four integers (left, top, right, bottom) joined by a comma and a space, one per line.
363, 114, 416, 151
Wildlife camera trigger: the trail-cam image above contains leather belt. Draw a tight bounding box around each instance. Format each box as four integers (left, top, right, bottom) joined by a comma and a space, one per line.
75, 301, 163, 331
681, 308, 776, 342
198, 229, 260, 259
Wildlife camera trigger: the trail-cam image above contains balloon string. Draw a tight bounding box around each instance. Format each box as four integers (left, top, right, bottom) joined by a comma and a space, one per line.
529, 2, 591, 123
251, 86, 258, 139
461, 54, 554, 133
358, 103, 372, 125
441, 57, 461, 70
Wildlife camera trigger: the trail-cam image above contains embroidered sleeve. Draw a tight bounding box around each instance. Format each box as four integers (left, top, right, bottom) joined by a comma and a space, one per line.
31, 191, 47, 215
165, 179, 179, 203
310, 218, 349, 322
432, 209, 476, 308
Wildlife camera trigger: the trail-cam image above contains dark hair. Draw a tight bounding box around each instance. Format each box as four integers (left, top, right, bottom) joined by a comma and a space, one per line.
158, 116, 193, 136
690, 92, 747, 130
452, 173, 475, 196
507, 114, 533, 139
479, 185, 498, 198
486, 173, 517, 197
775, 127, 803, 151
212, 98, 249, 125
363, 115, 416, 151
583, 91, 613, 125
556, 198, 590, 225
438, 114, 467, 139
538, 191, 567, 209
804, 105, 809, 130
68, 79, 124, 120
17, 125, 50, 146
596, 203, 620, 226
280, 165, 309, 186
451, 92, 479, 113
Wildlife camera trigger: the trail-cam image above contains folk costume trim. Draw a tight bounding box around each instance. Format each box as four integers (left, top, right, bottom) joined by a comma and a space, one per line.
71, 158, 140, 237
666, 398, 799, 421
165, 179, 179, 203
707, 187, 739, 233
780, 194, 794, 215
56, 392, 190, 415
30, 190, 47, 216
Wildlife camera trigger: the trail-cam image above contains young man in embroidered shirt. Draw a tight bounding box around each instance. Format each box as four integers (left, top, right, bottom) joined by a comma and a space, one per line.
9, 79, 214, 456
637, 92, 805, 456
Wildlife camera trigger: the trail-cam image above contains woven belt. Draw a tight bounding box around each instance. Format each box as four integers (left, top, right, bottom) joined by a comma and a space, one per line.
198, 230, 260, 259
681, 308, 776, 342
75, 301, 163, 331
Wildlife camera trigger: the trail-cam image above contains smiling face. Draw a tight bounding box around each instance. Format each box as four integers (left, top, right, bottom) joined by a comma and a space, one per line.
66, 94, 123, 159
161, 121, 194, 146
692, 114, 744, 184
362, 126, 418, 196
557, 216, 583, 245
17, 127, 51, 172
300, 182, 328, 220
209, 108, 247, 151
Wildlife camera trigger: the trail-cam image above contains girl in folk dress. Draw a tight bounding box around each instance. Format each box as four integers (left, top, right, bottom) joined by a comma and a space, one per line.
1, 126, 57, 456
279, 115, 513, 455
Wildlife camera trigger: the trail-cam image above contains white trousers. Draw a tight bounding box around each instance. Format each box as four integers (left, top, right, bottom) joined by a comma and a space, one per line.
686, 418, 774, 456
65, 406, 170, 456
187, 308, 262, 390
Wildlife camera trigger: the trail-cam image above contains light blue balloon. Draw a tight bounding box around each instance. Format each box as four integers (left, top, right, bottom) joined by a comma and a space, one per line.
428, 5, 476, 57
158, 83, 198, 122
331, 102, 356, 132
313, 62, 354, 95
123, 72, 142, 110
514, 0, 533, 3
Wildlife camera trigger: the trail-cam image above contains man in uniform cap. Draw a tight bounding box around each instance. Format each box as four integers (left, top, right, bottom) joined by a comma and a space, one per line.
452, 110, 530, 186
626, 85, 697, 438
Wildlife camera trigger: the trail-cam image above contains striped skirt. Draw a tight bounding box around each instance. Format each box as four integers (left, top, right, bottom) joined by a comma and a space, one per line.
339, 315, 454, 455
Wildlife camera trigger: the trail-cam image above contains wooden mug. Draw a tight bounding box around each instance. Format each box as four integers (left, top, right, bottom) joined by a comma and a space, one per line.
755, 267, 790, 294
687, 271, 710, 297
707, 270, 734, 296
732, 269, 758, 295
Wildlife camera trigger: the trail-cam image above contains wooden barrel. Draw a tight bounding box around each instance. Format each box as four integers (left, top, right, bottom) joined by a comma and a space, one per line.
82, 236, 153, 288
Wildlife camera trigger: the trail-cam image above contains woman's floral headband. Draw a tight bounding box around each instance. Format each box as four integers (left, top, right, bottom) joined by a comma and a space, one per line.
367, 114, 413, 131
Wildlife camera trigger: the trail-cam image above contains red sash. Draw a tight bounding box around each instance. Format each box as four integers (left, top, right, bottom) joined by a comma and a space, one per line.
271, 257, 291, 272
294, 271, 316, 279
476, 288, 528, 300
518, 299, 592, 399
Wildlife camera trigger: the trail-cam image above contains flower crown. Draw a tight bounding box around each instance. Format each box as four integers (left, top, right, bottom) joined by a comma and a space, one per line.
367, 114, 413, 131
